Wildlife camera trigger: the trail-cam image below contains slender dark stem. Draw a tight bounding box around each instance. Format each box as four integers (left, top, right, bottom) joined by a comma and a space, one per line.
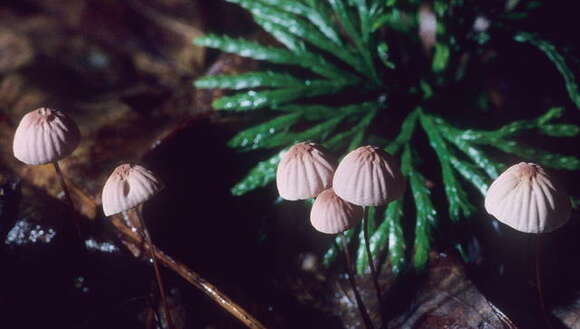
53, 161, 82, 238
362, 207, 382, 305
112, 217, 268, 329
340, 233, 375, 329
535, 235, 553, 329
136, 210, 175, 329
486, 298, 519, 329
147, 294, 163, 329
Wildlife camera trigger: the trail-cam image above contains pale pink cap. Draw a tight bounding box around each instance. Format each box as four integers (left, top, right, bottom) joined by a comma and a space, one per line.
485, 162, 570, 233
102, 164, 163, 216
310, 188, 363, 234
333, 146, 405, 206
13, 107, 80, 165
276, 142, 335, 200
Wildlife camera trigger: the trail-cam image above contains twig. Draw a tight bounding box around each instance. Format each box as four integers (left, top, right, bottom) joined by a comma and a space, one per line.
111, 217, 268, 329
136, 210, 175, 329
487, 299, 519, 329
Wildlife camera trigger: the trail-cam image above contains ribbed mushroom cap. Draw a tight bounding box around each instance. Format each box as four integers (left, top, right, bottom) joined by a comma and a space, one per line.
276, 142, 335, 201
485, 162, 571, 233
333, 145, 405, 207
13, 107, 80, 165
102, 164, 163, 216
310, 188, 363, 234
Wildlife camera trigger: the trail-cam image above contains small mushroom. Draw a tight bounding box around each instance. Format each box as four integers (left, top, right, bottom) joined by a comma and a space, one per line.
485, 162, 571, 328
13, 107, 80, 166
276, 142, 335, 201
333, 145, 405, 305
102, 164, 163, 217
12, 107, 81, 235
309, 188, 374, 329
485, 162, 570, 233
102, 164, 174, 329
333, 145, 405, 207
310, 188, 363, 234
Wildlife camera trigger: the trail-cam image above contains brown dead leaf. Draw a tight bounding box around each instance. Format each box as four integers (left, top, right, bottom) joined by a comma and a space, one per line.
386, 252, 505, 329
0, 28, 34, 73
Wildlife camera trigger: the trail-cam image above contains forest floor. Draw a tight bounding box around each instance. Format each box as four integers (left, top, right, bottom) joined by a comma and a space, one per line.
1, 1, 580, 329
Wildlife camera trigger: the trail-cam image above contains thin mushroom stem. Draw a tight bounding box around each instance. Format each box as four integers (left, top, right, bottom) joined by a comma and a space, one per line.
340, 232, 375, 329
486, 298, 519, 329
362, 207, 382, 305
535, 235, 553, 329
135, 210, 175, 329
112, 216, 268, 329
53, 161, 82, 238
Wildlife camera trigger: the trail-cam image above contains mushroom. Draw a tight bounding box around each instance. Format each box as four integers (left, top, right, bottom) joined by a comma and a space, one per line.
310, 188, 363, 234
333, 145, 405, 304
310, 188, 374, 329
485, 162, 570, 233
276, 142, 335, 201
101, 163, 174, 329
12, 107, 81, 234
333, 145, 405, 207
485, 162, 570, 328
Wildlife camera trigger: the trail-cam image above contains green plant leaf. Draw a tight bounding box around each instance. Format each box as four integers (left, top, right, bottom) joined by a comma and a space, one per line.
367, 199, 406, 275
195, 72, 304, 89
539, 124, 580, 137
328, 0, 380, 83
448, 107, 564, 142
492, 141, 580, 170
386, 199, 405, 274
448, 154, 489, 196
432, 43, 450, 73
257, 0, 342, 45
263, 114, 348, 148
372, 8, 416, 33
253, 17, 307, 53
402, 145, 436, 271
515, 33, 580, 108
196, 0, 580, 276
213, 85, 343, 111
420, 111, 475, 220
229, 0, 365, 73
352, 0, 371, 41
194, 34, 356, 81
228, 112, 302, 150
366, 209, 390, 273
377, 42, 395, 69
231, 150, 284, 196
436, 120, 501, 179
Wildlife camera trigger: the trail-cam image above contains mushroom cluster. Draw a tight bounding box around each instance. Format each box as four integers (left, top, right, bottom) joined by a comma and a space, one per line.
276, 142, 405, 329
12, 105, 574, 329
276, 143, 404, 236
12, 108, 175, 329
